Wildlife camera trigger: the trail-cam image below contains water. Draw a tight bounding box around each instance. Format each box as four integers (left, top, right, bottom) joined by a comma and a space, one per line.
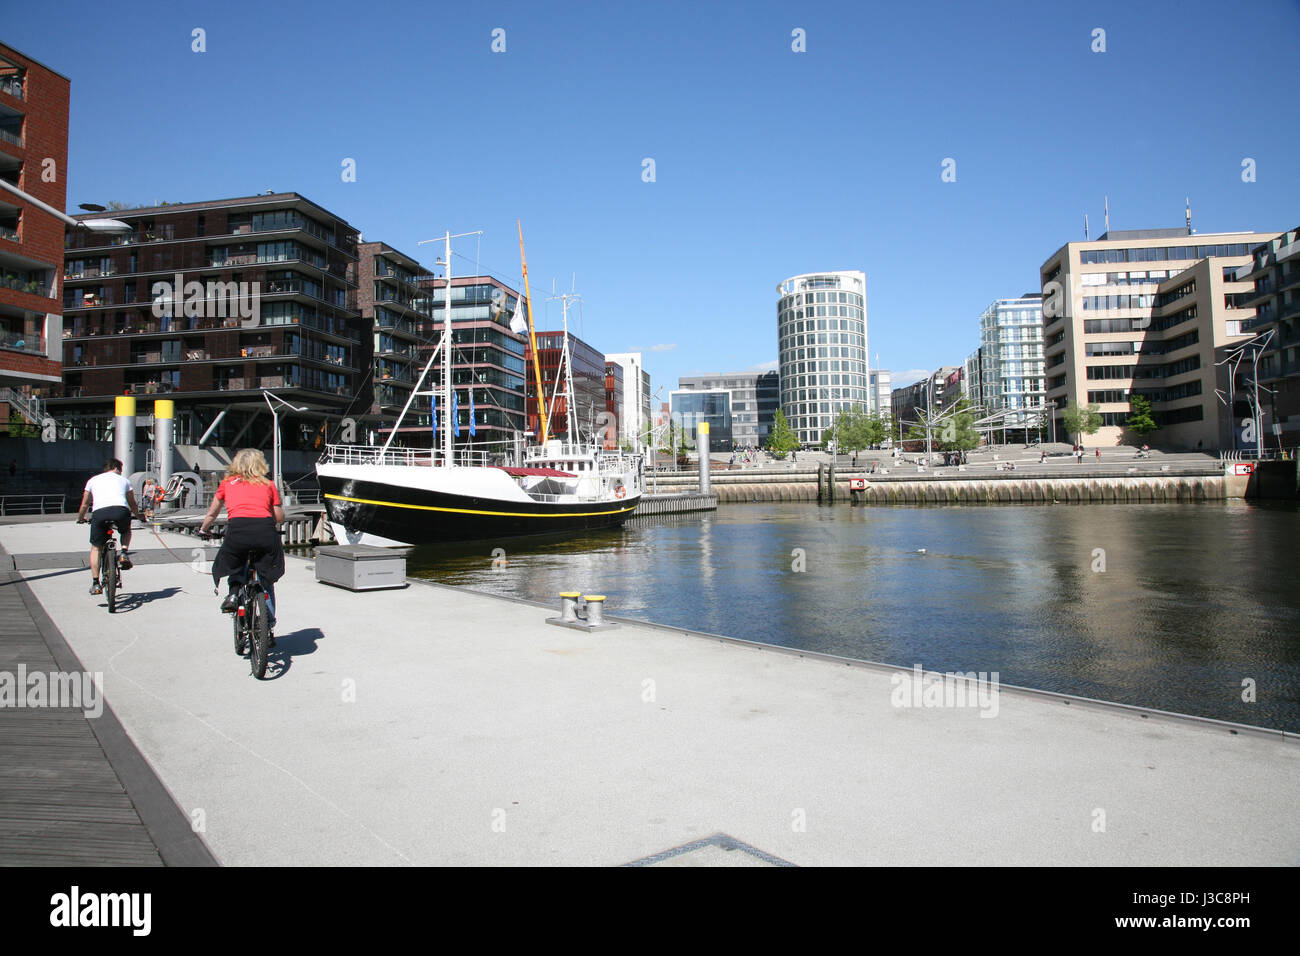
407, 501, 1300, 732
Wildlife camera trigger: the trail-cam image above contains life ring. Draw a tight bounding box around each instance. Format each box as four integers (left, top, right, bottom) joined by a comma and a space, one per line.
614, 484, 626, 499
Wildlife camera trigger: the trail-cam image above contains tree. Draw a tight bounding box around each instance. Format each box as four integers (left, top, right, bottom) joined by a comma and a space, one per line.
1061, 400, 1102, 445
936, 398, 980, 454
1125, 395, 1158, 439
766, 409, 800, 459
863, 413, 888, 449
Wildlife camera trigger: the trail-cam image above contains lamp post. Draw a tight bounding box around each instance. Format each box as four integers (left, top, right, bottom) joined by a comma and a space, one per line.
263, 390, 309, 498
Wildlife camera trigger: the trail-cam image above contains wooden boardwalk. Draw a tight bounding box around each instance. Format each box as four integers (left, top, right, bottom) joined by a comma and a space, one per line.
0, 544, 215, 866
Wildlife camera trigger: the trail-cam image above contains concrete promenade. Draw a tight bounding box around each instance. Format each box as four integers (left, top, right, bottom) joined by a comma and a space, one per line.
1, 517, 1297, 866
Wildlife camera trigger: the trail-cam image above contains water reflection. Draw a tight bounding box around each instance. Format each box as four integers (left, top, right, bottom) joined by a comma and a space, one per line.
407, 501, 1300, 732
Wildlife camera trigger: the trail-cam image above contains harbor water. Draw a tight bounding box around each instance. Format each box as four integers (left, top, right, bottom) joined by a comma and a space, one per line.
407, 501, 1300, 733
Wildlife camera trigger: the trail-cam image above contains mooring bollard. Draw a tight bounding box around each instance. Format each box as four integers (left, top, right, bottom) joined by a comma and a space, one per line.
558, 591, 581, 623
546, 590, 618, 630
583, 594, 606, 627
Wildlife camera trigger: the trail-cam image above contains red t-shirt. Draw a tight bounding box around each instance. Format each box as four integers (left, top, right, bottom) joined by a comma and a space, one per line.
216, 477, 281, 518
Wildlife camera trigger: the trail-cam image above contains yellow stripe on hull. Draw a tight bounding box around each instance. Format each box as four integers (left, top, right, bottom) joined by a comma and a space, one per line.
324, 493, 637, 519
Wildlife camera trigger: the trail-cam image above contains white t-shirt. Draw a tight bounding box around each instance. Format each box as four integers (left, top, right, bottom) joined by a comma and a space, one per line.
85, 472, 132, 511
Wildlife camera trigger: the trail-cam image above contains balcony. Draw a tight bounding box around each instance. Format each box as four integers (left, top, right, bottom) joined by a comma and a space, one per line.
0, 75, 23, 100
0, 127, 21, 148
128, 382, 174, 395
0, 329, 42, 354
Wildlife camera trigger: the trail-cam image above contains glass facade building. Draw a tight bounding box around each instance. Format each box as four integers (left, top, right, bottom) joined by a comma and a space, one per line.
776, 271, 869, 445
413, 275, 529, 447
678, 371, 779, 447
978, 295, 1045, 425
670, 388, 733, 452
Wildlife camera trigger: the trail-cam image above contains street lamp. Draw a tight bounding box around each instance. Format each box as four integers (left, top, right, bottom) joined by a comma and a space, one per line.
263, 390, 309, 498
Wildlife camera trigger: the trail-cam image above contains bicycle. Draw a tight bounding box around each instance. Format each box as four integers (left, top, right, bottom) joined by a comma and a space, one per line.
78, 516, 123, 613
201, 533, 273, 679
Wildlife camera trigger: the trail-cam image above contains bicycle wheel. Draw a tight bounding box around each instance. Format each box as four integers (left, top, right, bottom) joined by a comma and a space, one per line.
232, 595, 248, 656
104, 546, 117, 613
250, 590, 270, 679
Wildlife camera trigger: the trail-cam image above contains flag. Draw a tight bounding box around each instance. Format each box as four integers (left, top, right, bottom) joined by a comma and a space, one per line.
453, 390, 461, 438
469, 389, 477, 437
431, 396, 437, 439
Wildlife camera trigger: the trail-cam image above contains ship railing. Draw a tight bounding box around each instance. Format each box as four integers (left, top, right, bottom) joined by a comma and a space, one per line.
323, 444, 435, 467
523, 442, 599, 461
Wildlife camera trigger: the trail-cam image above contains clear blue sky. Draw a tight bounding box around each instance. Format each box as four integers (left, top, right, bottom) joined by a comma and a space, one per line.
9, 0, 1299, 393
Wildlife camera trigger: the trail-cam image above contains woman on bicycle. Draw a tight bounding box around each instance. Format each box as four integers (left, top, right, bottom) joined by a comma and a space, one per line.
199, 449, 286, 627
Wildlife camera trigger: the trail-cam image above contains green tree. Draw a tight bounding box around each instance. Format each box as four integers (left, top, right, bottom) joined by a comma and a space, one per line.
1125, 395, 1159, 439
1061, 400, 1102, 445
7, 412, 38, 439
936, 398, 980, 453
766, 409, 800, 459
863, 413, 888, 449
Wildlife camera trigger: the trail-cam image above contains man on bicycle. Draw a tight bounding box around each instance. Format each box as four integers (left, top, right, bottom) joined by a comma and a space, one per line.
198, 448, 286, 629
76, 458, 142, 595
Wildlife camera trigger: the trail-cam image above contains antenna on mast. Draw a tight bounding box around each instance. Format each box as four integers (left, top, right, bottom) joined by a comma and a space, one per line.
1104, 195, 1110, 235
1084, 213, 1090, 240
1185, 197, 1192, 235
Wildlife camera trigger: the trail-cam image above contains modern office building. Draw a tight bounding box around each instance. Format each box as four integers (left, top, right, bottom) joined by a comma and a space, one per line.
1039, 228, 1278, 448
868, 369, 891, 423
1237, 226, 1300, 452
604, 360, 624, 449
353, 242, 430, 426
977, 294, 1046, 426
776, 270, 869, 445
0, 44, 69, 404
413, 274, 528, 447
604, 351, 651, 450
670, 388, 732, 452
51, 193, 366, 459
526, 329, 605, 443
963, 348, 983, 405
677, 370, 779, 447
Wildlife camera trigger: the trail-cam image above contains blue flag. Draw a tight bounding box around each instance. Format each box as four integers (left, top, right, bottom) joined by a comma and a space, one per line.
469, 389, 477, 437
453, 390, 461, 438
431, 396, 437, 438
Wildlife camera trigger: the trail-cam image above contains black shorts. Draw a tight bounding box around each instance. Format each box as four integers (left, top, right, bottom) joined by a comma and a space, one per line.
90, 506, 132, 547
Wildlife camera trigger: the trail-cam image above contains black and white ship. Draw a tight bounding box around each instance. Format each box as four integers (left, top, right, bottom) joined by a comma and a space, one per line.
316, 226, 642, 546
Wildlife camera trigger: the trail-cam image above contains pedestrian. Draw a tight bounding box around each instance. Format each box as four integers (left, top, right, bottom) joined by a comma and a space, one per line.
1095, 448, 1101, 462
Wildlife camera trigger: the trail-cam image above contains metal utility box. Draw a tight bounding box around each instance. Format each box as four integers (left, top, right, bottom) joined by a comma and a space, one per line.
314, 545, 410, 592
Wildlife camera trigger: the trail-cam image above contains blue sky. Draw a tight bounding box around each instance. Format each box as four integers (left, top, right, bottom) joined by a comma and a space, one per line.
8, 0, 1299, 394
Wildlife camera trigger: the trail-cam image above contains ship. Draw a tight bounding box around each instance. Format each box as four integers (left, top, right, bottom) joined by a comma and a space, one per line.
315, 224, 643, 546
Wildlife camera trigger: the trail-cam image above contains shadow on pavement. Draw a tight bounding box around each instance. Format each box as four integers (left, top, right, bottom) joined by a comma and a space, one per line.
111, 586, 185, 613
0, 567, 85, 587
262, 627, 325, 680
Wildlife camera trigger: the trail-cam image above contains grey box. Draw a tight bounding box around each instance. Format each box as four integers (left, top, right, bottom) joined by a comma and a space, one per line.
314, 544, 410, 591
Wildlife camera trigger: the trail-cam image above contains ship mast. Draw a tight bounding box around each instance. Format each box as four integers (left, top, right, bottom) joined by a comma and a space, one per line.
414, 229, 481, 466
547, 284, 581, 443
518, 222, 548, 447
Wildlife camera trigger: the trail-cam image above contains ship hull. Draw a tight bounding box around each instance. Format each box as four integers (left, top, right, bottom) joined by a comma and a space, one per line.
318, 469, 639, 546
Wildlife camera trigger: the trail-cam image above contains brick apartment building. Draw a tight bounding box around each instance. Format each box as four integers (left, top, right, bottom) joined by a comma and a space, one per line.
49, 193, 367, 460
0, 43, 70, 412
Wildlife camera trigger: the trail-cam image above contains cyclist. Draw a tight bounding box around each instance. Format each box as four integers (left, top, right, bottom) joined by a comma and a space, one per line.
76, 458, 142, 595
198, 448, 286, 629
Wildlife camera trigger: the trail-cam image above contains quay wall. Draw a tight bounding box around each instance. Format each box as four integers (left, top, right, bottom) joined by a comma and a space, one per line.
648, 469, 1231, 504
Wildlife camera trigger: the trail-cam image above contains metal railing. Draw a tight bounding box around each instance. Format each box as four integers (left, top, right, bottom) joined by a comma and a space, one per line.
0, 494, 65, 516
0, 387, 43, 425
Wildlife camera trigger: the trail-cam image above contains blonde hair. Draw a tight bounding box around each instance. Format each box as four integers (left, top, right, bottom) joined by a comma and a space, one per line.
226, 448, 271, 484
